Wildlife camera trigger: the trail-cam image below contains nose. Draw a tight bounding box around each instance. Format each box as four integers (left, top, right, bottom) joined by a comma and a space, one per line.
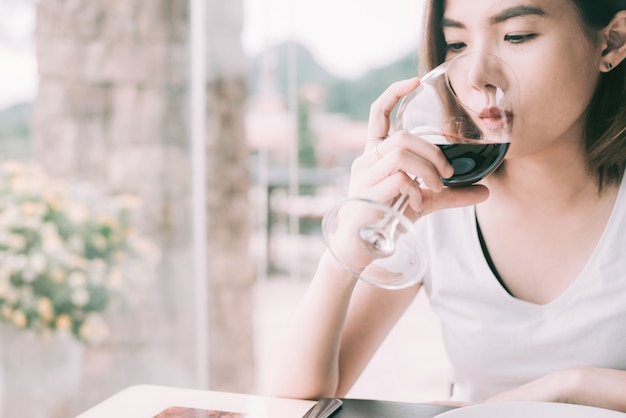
467, 54, 504, 93
446, 52, 511, 111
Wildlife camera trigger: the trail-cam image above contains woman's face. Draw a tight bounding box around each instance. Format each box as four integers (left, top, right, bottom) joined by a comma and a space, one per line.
441, 0, 604, 159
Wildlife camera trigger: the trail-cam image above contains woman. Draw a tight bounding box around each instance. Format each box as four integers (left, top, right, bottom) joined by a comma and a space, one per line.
266, 0, 626, 411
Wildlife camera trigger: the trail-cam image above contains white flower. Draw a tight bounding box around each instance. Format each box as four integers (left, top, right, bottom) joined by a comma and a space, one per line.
79, 313, 109, 346
55, 314, 72, 331
8, 234, 27, 252
18, 288, 35, 307
1, 305, 12, 320
0, 230, 10, 245
91, 234, 108, 251
11, 310, 27, 328
21, 215, 42, 230
37, 297, 54, 322
0, 160, 155, 345
87, 259, 107, 285
41, 224, 63, 253
67, 235, 85, 253
115, 194, 141, 210
67, 271, 87, 288
9, 177, 29, 194
40, 222, 60, 238
66, 202, 90, 224
21, 269, 36, 283
1, 160, 26, 175
1, 206, 21, 227
0, 279, 10, 298
6, 254, 28, 272
71, 288, 90, 307
20, 201, 45, 215
50, 267, 66, 283
0, 283, 19, 304
107, 268, 125, 291
29, 253, 47, 274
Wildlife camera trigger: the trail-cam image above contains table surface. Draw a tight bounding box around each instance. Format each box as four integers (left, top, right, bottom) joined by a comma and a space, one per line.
77, 385, 315, 417
77, 384, 456, 418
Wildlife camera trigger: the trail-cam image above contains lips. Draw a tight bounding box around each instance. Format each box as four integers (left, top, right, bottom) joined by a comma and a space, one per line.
478, 107, 513, 131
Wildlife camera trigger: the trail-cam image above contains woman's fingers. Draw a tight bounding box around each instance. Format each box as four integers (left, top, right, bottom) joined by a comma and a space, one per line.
355, 131, 454, 195
353, 77, 483, 220
367, 77, 421, 139
352, 171, 488, 222
361, 171, 423, 211
364, 77, 452, 187
370, 131, 453, 184
356, 148, 443, 194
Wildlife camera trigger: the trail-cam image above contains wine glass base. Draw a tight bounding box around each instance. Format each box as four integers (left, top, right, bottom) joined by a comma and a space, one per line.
321, 197, 426, 290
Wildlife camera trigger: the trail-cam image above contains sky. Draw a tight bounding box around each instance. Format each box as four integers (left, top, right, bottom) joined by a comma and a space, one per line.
0, 0, 37, 109
242, 0, 424, 79
0, 0, 423, 109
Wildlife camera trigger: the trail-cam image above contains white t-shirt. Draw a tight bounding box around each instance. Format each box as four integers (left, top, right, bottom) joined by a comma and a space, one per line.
419, 178, 626, 401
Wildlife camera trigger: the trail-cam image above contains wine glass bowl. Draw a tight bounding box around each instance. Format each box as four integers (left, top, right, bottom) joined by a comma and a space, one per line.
322, 52, 518, 289
396, 52, 517, 186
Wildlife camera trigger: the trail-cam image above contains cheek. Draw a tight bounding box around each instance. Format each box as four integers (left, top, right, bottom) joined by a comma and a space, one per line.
511, 56, 599, 150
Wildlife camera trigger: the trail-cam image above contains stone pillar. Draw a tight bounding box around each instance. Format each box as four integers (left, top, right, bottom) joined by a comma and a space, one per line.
204, 1, 255, 392
31, 0, 255, 411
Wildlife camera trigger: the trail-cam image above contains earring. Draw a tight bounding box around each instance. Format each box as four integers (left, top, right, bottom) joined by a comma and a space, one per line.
606, 62, 613, 70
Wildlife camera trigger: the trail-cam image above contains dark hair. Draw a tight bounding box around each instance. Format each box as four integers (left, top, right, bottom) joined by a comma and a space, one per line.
421, 0, 626, 187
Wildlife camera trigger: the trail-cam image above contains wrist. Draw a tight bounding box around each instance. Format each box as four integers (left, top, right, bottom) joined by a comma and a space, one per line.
550, 367, 586, 403
317, 250, 360, 288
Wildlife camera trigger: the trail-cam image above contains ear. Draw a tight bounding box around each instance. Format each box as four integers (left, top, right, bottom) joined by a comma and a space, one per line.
600, 10, 626, 72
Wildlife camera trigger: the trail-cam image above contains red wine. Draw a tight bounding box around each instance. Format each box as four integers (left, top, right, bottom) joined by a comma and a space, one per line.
438, 142, 510, 187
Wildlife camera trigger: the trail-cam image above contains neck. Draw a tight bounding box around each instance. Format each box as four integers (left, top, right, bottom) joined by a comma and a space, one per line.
484, 145, 605, 211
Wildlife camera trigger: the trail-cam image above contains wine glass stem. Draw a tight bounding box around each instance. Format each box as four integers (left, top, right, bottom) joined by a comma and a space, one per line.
379, 190, 411, 235
359, 185, 414, 257
391, 189, 412, 214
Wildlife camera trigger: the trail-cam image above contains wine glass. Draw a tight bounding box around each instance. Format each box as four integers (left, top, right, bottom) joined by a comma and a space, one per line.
321, 52, 518, 289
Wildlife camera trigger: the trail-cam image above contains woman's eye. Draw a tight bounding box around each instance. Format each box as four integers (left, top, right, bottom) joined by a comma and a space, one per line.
445, 42, 466, 53
504, 33, 537, 44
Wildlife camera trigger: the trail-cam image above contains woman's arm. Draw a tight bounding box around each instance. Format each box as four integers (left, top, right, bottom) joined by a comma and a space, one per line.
263, 77, 487, 400
486, 367, 626, 412
263, 249, 420, 400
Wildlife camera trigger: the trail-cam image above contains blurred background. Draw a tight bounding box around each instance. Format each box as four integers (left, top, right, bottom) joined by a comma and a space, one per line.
0, 0, 449, 416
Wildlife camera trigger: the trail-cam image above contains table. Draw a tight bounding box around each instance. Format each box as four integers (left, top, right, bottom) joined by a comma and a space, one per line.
77, 385, 315, 417
77, 384, 456, 417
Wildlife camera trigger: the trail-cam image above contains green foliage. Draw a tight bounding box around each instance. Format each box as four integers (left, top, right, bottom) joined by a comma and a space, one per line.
297, 98, 317, 168
0, 102, 31, 138
326, 54, 420, 120
248, 41, 420, 121
0, 161, 158, 345
0, 102, 32, 159
248, 41, 336, 97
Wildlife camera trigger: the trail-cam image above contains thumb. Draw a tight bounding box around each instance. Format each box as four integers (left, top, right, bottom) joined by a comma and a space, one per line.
407, 185, 489, 218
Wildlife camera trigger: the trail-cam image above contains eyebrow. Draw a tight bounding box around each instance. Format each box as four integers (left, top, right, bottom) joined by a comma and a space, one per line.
442, 5, 547, 28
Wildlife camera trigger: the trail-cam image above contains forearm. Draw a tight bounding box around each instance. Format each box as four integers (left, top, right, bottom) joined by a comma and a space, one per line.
565, 367, 626, 412
487, 366, 626, 412
263, 250, 359, 399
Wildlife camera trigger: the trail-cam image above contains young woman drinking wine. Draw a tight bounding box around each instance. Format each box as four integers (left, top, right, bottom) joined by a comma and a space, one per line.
266, 0, 626, 411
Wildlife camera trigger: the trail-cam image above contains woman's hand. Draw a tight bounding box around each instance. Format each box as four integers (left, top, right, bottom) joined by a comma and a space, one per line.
351, 78, 490, 220
485, 368, 626, 412
484, 370, 573, 404
327, 78, 491, 274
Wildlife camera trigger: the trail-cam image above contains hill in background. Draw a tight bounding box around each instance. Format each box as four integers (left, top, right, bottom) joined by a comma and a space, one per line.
247, 41, 420, 121
0, 102, 33, 159
0, 41, 419, 148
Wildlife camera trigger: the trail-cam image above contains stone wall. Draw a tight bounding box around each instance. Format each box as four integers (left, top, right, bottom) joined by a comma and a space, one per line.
29, 0, 254, 414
